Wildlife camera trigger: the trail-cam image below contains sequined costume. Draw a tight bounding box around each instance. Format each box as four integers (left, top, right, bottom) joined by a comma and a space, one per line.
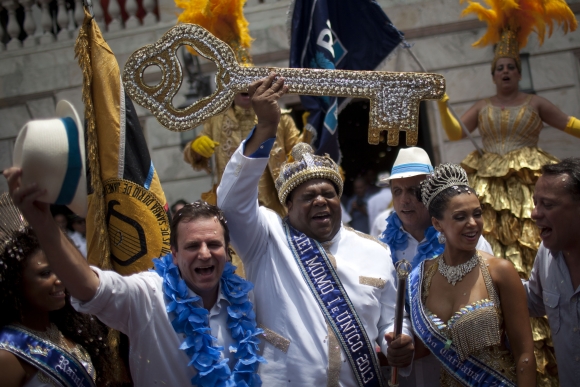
462, 96, 557, 275
183, 106, 306, 217
421, 256, 517, 386
460, 97, 557, 384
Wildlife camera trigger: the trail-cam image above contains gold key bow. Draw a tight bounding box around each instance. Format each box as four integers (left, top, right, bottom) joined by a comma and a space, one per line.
123, 24, 445, 146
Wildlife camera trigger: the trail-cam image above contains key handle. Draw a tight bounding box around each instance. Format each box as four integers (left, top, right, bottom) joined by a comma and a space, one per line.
123, 23, 445, 146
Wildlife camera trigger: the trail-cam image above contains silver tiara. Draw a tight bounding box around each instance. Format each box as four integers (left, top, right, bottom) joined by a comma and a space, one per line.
0, 193, 28, 248
420, 164, 470, 209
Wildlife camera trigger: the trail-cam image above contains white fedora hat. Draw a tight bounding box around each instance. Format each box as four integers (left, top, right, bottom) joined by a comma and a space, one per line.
12, 100, 87, 217
385, 147, 433, 181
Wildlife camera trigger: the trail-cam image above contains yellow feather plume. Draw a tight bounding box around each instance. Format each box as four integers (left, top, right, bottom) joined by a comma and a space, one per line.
460, 0, 577, 48
175, 0, 253, 63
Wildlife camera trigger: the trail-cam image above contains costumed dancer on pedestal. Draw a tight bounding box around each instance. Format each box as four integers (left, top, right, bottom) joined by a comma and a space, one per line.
410, 163, 536, 386
436, 2, 577, 382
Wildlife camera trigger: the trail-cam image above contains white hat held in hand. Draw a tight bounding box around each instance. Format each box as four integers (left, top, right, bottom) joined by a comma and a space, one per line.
13, 100, 87, 217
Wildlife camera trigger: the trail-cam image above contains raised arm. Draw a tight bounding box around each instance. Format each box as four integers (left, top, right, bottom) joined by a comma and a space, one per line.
3, 168, 99, 302
436, 94, 485, 141
489, 257, 537, 386
217, 73, 288, 261
244, 73, 287, 155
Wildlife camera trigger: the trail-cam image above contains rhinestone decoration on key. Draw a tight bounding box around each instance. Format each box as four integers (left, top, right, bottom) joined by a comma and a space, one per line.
122, 24, 446, 146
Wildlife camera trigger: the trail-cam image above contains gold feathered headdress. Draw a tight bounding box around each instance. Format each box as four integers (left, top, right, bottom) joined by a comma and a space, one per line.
175, 0, 254, 65
460, 0, 577, 72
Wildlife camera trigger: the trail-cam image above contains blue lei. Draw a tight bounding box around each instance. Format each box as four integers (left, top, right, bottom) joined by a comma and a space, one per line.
152, 253, 265, 387
380, 211, 444, 270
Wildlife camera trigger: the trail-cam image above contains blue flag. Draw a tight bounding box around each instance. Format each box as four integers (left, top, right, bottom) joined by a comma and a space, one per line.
289, 0, 404, 162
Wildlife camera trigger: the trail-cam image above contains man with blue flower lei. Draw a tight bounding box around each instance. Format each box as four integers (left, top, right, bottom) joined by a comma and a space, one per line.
378, 147, 493, 387
218, 73, 415, 386
7, 177, 265, 387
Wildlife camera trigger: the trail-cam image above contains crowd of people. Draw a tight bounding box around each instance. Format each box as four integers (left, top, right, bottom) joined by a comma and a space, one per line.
2, 67, 580, 386
1, 3, 580, 387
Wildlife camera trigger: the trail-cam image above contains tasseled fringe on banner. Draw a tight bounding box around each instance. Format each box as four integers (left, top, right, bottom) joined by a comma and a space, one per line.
74, 9, 112, 270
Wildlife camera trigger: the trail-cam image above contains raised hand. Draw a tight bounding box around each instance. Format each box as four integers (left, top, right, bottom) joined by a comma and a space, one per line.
248, 72, 288, 133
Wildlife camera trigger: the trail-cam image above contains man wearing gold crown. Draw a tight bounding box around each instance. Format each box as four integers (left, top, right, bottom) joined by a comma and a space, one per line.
218, 73, 414, 386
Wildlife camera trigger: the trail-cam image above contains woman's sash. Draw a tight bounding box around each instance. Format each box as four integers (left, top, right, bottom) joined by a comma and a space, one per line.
0, 325, 96, 387
283, 221, 384, 387
408, 263, 515, 387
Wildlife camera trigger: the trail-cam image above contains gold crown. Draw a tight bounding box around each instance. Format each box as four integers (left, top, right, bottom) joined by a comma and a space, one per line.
275, 143, 343, 205
420, 163, 470, 209
493, 29, 521, 73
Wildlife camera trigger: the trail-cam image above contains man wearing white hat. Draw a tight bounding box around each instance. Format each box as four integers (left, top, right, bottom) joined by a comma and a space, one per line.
379, 147, 493, 387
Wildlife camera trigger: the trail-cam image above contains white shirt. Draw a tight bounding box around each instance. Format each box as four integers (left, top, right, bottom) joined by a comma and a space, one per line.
218, 144, 413, 386
341, 202, 352, 225
67, 231, 87, 258
71, 268, 235, 387
380, 213, 494, 387
367, 188, 392, 232
370, 208, 393, 238
525, 243, 580, 387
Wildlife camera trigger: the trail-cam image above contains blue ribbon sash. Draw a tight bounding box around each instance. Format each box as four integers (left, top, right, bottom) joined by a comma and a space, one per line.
0, 325, 96, 387
409, 263, 516, 387
283, 221, 384, 387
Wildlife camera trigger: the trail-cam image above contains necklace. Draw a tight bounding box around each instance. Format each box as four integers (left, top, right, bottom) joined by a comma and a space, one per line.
153, 253, 264, 387
438, 252, 480, 286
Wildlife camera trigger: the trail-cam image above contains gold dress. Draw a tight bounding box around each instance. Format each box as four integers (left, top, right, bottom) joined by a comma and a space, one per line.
461, 96, 557, 385
422, 257, 516, 386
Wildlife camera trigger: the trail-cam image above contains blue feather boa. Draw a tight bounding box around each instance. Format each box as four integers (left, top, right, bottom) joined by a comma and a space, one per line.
380, 212, 444, 269
152, 254, 265, 387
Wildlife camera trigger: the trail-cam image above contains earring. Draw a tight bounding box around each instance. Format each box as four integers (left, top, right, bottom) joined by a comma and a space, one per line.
438, 233, 446, 244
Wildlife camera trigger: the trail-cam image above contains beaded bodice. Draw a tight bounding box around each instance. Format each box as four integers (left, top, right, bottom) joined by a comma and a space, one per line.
478, 95, 543, 156
422, 255, 502, 361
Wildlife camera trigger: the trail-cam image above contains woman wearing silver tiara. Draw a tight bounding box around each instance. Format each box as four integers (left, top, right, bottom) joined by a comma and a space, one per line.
0, 193, 117, 387
408, 164, 536, 386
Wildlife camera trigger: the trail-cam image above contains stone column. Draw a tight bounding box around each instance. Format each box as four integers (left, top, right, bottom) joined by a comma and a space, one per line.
3, 0, 22, 50
107, 0, 123, 31
124, 0, 139, 28
19, 0, 37, 47
38, 0, 55, 44
142, 0, 157, 26
56, 0, 71, 40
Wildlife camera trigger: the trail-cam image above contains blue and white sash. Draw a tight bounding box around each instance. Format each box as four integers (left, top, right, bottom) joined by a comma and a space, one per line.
409, 263, 516, 387
283, 221, 384, 387
0, 325, 96, 387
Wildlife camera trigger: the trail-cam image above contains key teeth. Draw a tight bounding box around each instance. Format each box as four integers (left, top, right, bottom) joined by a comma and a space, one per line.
387, 130, 400, 147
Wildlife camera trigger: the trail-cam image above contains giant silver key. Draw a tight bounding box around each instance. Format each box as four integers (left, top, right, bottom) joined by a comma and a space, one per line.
123, 23, 445, 146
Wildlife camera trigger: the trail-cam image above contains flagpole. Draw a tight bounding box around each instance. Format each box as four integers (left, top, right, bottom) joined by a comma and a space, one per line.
404, 46, 483, 156
83, 0, 94, 18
